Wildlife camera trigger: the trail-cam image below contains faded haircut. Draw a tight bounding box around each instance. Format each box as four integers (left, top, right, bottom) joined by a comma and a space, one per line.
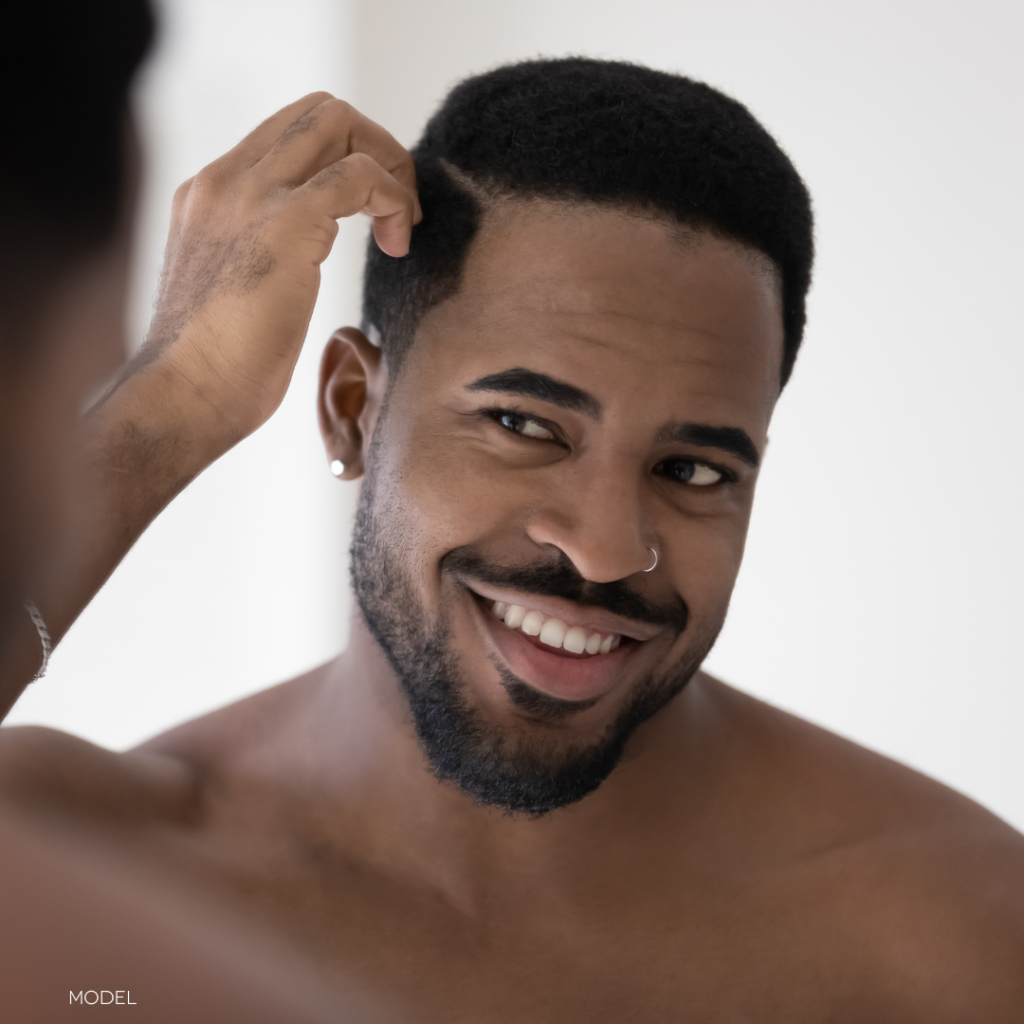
361, 57, 814, 387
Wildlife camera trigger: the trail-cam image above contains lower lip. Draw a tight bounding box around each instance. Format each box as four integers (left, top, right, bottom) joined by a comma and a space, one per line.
472, 595, 635, 704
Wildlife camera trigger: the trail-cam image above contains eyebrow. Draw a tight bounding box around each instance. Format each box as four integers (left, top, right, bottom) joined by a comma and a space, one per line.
464, 368, 602, 419
464, 368, 759, 468
656, 423, 761, 468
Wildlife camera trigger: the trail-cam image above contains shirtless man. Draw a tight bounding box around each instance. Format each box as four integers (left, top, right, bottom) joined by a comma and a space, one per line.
0, 3, 407, 1019
4, 59, 1023, 1022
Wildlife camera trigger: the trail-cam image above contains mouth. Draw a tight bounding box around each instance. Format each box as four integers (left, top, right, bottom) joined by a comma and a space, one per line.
493, 600, 624, 657
467, 586, 663, 705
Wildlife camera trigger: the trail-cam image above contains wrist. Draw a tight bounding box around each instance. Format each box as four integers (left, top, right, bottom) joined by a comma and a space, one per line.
86, 353, 238, 512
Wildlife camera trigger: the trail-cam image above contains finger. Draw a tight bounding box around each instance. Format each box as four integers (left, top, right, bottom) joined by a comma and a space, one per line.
259, 99, 421, 222
221, 91, 337, 169
300, 152, 417, 257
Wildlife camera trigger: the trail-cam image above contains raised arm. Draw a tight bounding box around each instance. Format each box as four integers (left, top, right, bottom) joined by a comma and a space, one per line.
0, 93, 420, 717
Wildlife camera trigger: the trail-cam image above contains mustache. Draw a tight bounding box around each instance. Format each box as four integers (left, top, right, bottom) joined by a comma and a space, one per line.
443, 548, 688, 631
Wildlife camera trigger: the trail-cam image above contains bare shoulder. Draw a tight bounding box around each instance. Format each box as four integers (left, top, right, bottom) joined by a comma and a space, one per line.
704, 677, 1024, 1018
0, 723, 200, 825
138, 662, 326, 767
0, 663, 327, 829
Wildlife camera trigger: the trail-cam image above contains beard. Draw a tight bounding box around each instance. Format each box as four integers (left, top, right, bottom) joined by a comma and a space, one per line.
350, 452, 722, 817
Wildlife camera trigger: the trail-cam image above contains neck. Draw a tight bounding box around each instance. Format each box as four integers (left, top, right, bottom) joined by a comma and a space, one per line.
259, 607, 725, 899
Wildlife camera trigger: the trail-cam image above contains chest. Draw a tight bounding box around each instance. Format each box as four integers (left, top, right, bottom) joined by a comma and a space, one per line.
169, 821, 886, 1024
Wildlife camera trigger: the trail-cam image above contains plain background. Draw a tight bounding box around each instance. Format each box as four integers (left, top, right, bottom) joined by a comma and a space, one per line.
8, 0, 1024, 830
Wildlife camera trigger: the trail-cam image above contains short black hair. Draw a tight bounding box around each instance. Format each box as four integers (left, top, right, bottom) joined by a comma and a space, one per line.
362, 57, 814, 387
0, 1, 155, 352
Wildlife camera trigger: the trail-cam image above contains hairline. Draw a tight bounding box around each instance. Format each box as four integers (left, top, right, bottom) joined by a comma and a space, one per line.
369, 168, 785, 388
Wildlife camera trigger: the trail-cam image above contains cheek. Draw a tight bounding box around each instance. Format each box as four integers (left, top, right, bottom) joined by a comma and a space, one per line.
390, 437, 521, 549
658, 498, 754, 623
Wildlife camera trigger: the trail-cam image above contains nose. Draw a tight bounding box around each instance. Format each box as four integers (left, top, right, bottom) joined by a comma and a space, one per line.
525, 462, 654, 583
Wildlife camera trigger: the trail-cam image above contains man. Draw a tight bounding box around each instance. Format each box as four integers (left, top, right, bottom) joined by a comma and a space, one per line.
4, 59, 1024, 1021
0, 3, 405, 1019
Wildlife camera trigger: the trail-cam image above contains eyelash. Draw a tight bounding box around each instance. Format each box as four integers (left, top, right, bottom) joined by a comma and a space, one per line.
484, 407, 734, 487
484, 407, 564, 445
654, 457, 736, 487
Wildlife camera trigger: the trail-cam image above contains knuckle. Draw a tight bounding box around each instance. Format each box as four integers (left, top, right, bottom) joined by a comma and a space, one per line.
325, 97, 355, 121
303, 90, 336, 107
193, 163, 226, 192
344, 151, 377, 176
172, 177, 195, 204
320, 99, 358, 137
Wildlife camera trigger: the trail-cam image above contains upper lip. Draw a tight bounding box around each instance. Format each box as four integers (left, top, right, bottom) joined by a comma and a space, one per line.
465, 582, 667, 643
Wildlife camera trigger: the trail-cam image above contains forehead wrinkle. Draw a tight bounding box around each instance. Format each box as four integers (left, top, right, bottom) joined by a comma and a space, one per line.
454, 293, 742, 358
546, 308, 747, 350
456, 263, 781, 355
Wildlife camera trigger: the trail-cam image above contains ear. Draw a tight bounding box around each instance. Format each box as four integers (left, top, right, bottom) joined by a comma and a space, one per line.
317, 327, 386, 480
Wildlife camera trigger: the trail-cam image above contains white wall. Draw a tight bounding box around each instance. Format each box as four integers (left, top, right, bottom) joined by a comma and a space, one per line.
8, 0, 1024, 831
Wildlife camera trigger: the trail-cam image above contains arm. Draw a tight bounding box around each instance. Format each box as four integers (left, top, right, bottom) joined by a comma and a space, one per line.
0, 801, 389, 1023
0, 93, 420, 718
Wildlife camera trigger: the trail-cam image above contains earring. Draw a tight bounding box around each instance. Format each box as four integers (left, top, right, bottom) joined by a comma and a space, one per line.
330, 459, 346, 477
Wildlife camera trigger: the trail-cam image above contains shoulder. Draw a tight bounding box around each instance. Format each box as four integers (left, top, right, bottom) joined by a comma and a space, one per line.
0, 724, 201, 825
703, 676, 1018, 841
0, 666, 326, 825
703, 678, 1024, 1018
829, 810, 1024, 1020
139, 663, 329, 766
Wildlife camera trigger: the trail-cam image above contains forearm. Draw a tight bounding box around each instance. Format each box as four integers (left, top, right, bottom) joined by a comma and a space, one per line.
0, 93, 417, 721
0, 352, 239, 718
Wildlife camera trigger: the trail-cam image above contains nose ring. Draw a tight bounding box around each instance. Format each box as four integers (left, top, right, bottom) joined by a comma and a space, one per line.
643, 546, 658, 572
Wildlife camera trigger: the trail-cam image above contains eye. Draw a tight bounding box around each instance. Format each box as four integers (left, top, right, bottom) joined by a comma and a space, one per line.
493, 410, 556, 441
656, 458, 725, 487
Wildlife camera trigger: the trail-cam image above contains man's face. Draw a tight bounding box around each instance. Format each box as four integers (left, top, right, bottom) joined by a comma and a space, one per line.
349, 202, 783, 814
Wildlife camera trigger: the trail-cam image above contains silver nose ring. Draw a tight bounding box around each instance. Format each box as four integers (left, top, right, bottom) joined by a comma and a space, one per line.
643, 546, 658, 572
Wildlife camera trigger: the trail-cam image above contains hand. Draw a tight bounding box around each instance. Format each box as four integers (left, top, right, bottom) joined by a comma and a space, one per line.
138, 92, 421, 445
0, 96, 421, 701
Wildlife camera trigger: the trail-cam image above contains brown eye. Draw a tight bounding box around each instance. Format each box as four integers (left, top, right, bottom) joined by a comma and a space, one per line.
498, 412, 555, 441
657, 458, 723, 487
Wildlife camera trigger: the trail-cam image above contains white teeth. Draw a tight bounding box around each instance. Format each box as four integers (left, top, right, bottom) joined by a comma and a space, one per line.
539, 618, 567, 648
504, 604, 526, 629
489, 598, 624, 656
521, 611, 544, 636
563, 627, 588, 654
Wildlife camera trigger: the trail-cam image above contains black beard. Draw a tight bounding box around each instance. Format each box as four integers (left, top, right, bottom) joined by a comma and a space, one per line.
349, 456, 720, 817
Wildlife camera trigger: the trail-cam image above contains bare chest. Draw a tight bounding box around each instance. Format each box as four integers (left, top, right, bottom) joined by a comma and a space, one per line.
159, 813, 894, 1024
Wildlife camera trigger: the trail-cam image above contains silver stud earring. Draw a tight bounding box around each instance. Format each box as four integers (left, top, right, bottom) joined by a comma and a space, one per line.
330, 459, 346, 477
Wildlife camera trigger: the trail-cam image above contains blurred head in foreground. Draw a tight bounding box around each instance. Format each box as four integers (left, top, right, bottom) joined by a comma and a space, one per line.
321, 58, 814, 816
0, 1, 153, 647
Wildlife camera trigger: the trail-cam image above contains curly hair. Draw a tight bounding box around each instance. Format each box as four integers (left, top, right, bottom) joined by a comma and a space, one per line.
362, 57, 814, 387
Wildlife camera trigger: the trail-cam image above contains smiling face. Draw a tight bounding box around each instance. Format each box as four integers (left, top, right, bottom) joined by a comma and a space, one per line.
343, 200, 784, 814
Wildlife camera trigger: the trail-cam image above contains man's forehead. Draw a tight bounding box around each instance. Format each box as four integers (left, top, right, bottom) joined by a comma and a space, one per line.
471, 199, 773, 282
412, 200, 785, 416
